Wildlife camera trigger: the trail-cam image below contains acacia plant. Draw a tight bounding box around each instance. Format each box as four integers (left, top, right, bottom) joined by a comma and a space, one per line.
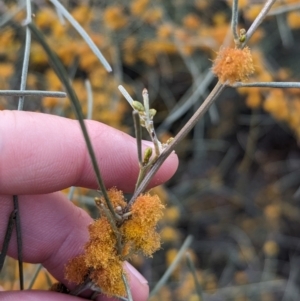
1, 0, 300, 300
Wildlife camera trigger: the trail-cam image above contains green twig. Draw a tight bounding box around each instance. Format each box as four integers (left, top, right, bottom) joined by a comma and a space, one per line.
28, 22, 116, 218
100, 204, 123, 254
128, 81, 225, 207
49, 0, 112, 72
68, 186, 76, 201
122, 272, 133, 301
150, 235, 193, 297
18, 0, 32, 110
27, 264, 43, 289
85, 79, 93, 120
186, 252, 204, 301
231, 0, 239, 42
118, 85, 134, 106
232, 82, 300, 89
133, 111, 142, 166
0, 90, 67, 97
70, 274, 93, 296
0, 4, 25, 27
13, 195, 23, 290
134, 160, 154, 193
268, 3, 300, 16
242, 0, 277, 47
0, 210, 16, 272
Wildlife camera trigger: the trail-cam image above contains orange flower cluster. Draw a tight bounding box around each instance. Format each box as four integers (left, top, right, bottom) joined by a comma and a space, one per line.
121, 193, 164, 256
212, 47, 255, 84
65, 188, 164, 297
64, 217, 125, 297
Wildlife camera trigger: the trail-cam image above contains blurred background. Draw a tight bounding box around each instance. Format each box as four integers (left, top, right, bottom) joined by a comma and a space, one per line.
1, 0, 300, 300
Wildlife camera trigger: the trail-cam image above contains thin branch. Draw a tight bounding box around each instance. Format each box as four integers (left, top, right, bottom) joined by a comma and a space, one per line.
100, 204, 123, 254
44, 270, 53, 287
186, 252, 204, 301
54, 6, 66, 25
231, 0, 239, 42
0, 90, 67, 97
28, 22, 116, 218
27, 264, 43, 289
70, 274, 93, 296
232, 82, 300, 89
49, 0, 112, 72
268, 3, 300, 16
13, 195, 23, 290
90, 291, 99, 300
119, 86, 161, 157
0, 4, 25, 27
0, 210, 16, 272
150, 235, 193, 297
132, 111, 142, 166
242, 0, 277, 46
122, 272, 133, 301
18, 0, 32, 110
128, 81, 225, 207
142, 88, 150, 124
13, 0, 31, 290
85, 79, 93, 120
118, 85, 134, 106
157, 69, 215, 132
209, 279, 286, 297
68, 186, 76, 201
276, 14, 293, 48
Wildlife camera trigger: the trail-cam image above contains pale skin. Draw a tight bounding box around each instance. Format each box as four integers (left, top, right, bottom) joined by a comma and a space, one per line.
0, 110, 179, 301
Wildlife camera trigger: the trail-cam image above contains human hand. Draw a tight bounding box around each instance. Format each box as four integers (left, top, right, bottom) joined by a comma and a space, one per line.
0, 110, 178, 301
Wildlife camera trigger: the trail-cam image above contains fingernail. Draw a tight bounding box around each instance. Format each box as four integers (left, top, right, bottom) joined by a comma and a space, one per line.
124, 262, 148, 285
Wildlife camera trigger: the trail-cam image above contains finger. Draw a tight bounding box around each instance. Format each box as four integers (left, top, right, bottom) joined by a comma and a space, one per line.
0, 193, 148, 301
0, 110, 178, 194
0, 291, 84, 301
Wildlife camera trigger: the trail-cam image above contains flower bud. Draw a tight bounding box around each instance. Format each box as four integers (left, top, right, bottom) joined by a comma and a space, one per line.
132, 100, 145, 112
143, 147, 153, 164
149, 108, 157, 118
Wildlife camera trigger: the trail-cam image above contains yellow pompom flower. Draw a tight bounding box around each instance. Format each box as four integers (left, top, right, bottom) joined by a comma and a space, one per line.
84, 218, 117, 269
212, 47, 255, 84
121, 193, 164, 256
106, 187, 127, 208
90, 259, 125, 297
65, 188, 165, 297
64, 254, 89, 285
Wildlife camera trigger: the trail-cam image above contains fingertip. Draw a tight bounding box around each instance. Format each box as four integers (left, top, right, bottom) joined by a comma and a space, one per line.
0, 291, 83, 301
124, 262, 149, 301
